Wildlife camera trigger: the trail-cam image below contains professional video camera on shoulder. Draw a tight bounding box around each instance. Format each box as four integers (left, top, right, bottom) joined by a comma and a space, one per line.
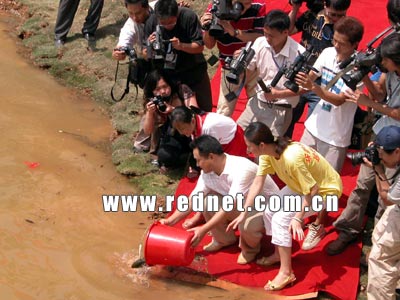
224, 41, 255, 85
339, 25, 400, 91
202, 0, 244, 37
270, 45, 315, 93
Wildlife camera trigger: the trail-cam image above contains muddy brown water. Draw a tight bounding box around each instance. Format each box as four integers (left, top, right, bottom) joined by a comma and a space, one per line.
0, 13, 282, 300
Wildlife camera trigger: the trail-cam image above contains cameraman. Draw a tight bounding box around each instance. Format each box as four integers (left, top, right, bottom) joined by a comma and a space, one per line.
359, 125, 400, 300
144, 0, 212, 112
200, 0, 266, 117
236, 10, 305, 137
326, 31, 400, 256
286, 0, 351, 137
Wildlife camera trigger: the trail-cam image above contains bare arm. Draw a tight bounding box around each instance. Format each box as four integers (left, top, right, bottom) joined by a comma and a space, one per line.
362, 73, 386, 102
296, 71, 347, 106
288, 4, 301, 34
373, 164, 395, 206
170, 38, 204, 54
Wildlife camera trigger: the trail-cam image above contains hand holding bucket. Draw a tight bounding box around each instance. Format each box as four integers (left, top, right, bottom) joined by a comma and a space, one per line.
144, 221, 196, 266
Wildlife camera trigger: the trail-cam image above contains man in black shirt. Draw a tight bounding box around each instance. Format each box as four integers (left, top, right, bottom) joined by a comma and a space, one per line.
144, 0, 213, 112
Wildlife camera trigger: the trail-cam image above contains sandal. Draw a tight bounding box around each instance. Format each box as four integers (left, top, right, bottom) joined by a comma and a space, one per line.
256, 255, 280, 267
264, 273, 296, 291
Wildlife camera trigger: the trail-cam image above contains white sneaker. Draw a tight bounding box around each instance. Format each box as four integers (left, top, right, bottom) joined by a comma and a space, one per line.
302, 223, 326, 251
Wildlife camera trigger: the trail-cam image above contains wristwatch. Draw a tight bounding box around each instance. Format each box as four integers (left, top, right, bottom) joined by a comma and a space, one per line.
233, 29, 240, 37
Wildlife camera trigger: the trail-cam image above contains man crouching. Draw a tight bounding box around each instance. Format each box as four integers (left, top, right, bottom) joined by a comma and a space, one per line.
160, 134, 279, 264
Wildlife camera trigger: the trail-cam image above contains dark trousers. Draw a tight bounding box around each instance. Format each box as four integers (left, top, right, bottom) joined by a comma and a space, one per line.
54, 0, 104, 40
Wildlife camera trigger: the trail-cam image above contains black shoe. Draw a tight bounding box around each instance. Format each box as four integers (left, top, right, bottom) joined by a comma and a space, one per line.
326, 237, 357, 256
83, 33, 95, 42
54, 38, 65, 48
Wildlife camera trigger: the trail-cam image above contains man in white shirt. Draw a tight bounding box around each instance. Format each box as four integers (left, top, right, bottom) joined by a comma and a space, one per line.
294, 16, 367, 251
237, 9, 304, 137
161, 135, 279, 264
112, 0, 155, 59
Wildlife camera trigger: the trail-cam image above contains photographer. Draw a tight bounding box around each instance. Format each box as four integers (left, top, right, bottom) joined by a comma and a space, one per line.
358, 125, 400, 300
326, 31, 400, 256
112, 0, 155, 60
144, 0, 212, 112
140, 69, 198, 171
236, 10, 304, 137
200, 0, 266, 117
286, 0, 351, 137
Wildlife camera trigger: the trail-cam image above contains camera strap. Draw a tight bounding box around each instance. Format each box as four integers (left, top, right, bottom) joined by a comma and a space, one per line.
110, 61, 138, 102
325, 63, 355, 91
224, 72, 246, 102
373, 165, 400, 182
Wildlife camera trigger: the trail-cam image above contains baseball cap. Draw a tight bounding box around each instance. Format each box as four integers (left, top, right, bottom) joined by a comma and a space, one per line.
375, 125, 400, 150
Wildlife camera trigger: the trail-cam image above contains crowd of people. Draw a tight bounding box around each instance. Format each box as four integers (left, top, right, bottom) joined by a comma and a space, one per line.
54, 0, 400, 297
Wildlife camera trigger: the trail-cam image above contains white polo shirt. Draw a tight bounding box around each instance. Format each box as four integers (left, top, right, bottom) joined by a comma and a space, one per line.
191, 154, 279, 200
248, 36, 305, 107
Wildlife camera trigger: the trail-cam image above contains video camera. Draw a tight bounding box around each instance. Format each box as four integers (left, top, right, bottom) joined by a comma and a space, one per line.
202, 0, 244, 37
150, 95, 167, 112
147, 25, 171, 62
224, 41, 255, 85
271, 45, 315, 93
339, 25, 400, 91
346, 144, 380, 166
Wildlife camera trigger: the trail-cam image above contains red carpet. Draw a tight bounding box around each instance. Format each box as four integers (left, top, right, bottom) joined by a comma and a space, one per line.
170, 1, 388, 299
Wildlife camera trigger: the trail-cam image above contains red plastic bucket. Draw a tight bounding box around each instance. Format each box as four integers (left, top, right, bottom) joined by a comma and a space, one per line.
144, 222, 195, 266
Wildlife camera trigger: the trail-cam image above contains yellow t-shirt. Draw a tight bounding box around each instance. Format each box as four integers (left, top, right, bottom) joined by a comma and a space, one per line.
257, 142, 342, 198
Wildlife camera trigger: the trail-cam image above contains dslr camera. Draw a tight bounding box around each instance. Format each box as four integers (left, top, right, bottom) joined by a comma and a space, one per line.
270, 45, 315, 92
150, 95, 167, 112
202, 0, 244, 37
117, 46, 138, 61
346, 144, 380, 166
224, 41, 255, 85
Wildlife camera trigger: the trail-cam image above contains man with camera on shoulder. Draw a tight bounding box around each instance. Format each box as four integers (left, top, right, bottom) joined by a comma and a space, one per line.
200, 0, 266, 117
354, 125, 400, 300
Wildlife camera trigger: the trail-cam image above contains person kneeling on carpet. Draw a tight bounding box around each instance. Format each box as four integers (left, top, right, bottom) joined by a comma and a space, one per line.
160, 135, 279, 264
228, 122, 342, 291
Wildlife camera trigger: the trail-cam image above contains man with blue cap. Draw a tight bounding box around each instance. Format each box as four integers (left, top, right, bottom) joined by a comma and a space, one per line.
362, 125, 400, 299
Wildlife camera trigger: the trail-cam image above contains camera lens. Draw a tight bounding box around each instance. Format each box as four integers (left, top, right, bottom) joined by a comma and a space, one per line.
346, 151, 366, 166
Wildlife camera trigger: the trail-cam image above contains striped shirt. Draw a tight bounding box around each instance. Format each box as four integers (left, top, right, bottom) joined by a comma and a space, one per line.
206, 1, 266, 61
